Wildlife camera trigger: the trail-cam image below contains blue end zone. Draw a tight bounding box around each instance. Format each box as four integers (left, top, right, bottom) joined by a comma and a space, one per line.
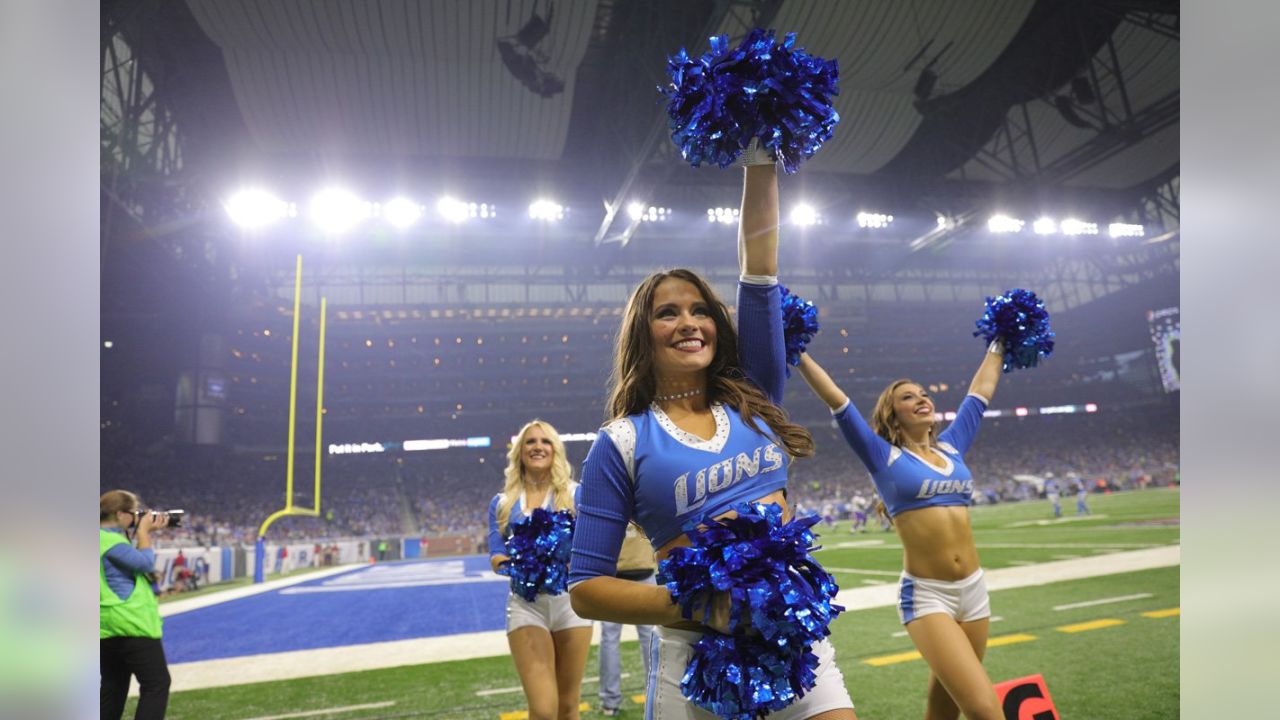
164, 555, 510, 663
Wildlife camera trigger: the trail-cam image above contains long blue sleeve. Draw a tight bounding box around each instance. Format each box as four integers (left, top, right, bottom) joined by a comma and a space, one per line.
102, 540, 155, 601
736, 281, 786, 405
832, 400, 894, 474
486, 494, 507, 557
569, 431, 634, 586
938, 394, 988, 456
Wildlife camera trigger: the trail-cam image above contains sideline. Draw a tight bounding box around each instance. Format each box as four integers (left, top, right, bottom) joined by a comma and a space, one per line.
164, 545, 1178, 692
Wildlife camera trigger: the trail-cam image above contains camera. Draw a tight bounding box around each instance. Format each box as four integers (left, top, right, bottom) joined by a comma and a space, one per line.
132, 509, 185, 528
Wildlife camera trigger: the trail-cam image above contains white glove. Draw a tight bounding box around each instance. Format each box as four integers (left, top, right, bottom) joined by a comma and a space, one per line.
739, 137, 777, 167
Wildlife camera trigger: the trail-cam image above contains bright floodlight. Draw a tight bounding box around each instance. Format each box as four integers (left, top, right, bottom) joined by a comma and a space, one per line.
987, 214, 1024, 233
226, 189, 288, 229
382, 197, 423, 228
1109, 222, 1145, 238
708, 207, 739, 224
1060, 218, 1098, 236
790, 204, 819, 226
310, 189, 370, 233
437, 197, 471, 223
1033, 217, 1057, 235
529, 199, 565, 221
856, 212, 893, 229
627, 203, 669, 222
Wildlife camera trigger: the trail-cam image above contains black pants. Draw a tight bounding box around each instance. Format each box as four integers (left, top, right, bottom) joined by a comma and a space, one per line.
100, 637, 170, 720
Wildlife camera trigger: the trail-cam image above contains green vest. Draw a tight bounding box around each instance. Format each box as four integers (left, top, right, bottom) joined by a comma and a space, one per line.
100, 529, 162, 639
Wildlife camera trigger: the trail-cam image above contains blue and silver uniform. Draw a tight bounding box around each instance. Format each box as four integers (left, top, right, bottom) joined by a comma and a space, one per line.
487, 482, 581, 559
831, 393, 989, 518
570, 280, 786, 584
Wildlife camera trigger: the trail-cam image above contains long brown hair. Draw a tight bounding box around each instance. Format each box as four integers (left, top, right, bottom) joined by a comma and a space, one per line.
869, 379, 939, 524
607, 268, 813, 459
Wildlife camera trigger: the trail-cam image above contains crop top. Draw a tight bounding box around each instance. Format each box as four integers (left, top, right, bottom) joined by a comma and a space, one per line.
831, 393, 988, 517
569, 280, 788, 586
487, 481, 581, 557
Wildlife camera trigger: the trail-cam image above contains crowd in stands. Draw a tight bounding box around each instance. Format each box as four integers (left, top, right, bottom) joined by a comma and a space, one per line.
101, 403, 1176, 549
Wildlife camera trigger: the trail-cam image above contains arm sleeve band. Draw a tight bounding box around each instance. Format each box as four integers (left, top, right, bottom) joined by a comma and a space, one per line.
736, 281, 786, 405
486, 494, 507, 557
832, 399, 893, 473
938, 393, 989, 456
569, 431, 633, 586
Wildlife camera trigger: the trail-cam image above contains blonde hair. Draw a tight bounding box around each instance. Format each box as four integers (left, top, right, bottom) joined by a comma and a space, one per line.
496, 420, 574, 533
868, 379, 939, 525
100, 489, 139, 523
870, 379, 939, 449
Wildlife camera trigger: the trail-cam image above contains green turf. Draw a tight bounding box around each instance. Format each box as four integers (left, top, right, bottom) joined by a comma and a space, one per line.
145, 489, 1179, 719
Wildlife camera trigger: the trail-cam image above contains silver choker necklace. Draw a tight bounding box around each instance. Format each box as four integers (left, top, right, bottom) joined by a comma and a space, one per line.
654, 388, 704, 402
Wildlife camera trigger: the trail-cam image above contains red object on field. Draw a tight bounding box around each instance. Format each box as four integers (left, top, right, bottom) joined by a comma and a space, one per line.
994, 674, 1059, 720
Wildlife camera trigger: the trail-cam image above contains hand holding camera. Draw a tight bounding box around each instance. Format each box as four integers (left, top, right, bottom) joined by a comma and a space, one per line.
133, 509, 184, 531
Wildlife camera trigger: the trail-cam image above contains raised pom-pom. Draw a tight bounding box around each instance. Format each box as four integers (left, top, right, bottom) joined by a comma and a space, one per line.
780, 286, 820, 376
973, 288, 1055, 372
660, 29, 840, 173
659, 503, 842, 717
505, 508, 574, 602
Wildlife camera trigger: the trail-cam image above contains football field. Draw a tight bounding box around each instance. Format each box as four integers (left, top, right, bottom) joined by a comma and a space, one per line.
140, 489, 1179, 719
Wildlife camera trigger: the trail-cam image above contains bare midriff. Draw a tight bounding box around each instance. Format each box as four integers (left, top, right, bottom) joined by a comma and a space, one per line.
893, 505, 980, 581
652, 489, 790, 630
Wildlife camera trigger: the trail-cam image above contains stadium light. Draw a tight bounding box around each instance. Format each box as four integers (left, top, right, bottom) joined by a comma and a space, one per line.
856, 212, 893, 229
437, 197, 495, 223
706, 207, 739, 224
1109, 222, 1145, 238
1032, 217, 1057, 235
628, 202, 670, 222
310, 188, 370, 233
225, 189, 289, 229
381, 197, 423, 228
987, 215, 1025, 234
1060, 218, 1098, 236
529, 199, 565, 221
790, 204, 819, 226
103, 340, 113, 349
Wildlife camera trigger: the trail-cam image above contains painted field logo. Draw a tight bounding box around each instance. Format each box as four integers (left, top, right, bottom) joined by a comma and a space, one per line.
994, 674, 1059, 720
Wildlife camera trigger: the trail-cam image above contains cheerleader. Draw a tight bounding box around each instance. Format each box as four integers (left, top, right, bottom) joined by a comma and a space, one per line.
796, 347, 1005, 720
568, 151, 857, 719
488, 420, 592, 720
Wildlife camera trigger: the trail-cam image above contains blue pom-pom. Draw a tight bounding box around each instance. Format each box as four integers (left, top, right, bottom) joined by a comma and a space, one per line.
681, 633, 820, 720
973, 289, 1055, 373
660, 29, 840, 173
504, 508, 574, 602
659, 503, 842, 717
780, 286, 820, 376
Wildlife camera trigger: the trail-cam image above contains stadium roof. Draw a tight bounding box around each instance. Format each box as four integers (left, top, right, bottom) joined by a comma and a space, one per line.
107, 0, 1178, 211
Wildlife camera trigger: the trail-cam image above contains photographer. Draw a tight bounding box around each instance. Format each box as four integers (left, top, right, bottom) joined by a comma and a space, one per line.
99, 490, 172, 720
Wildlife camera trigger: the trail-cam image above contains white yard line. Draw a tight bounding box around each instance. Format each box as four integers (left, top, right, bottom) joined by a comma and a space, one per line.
167, 546, 1179, 692
240, 701, 396, 720
1053, 593, 1154, 611
1004, 514, 1110, 528
825, 539, 887, 549
824, 567, 901, 576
